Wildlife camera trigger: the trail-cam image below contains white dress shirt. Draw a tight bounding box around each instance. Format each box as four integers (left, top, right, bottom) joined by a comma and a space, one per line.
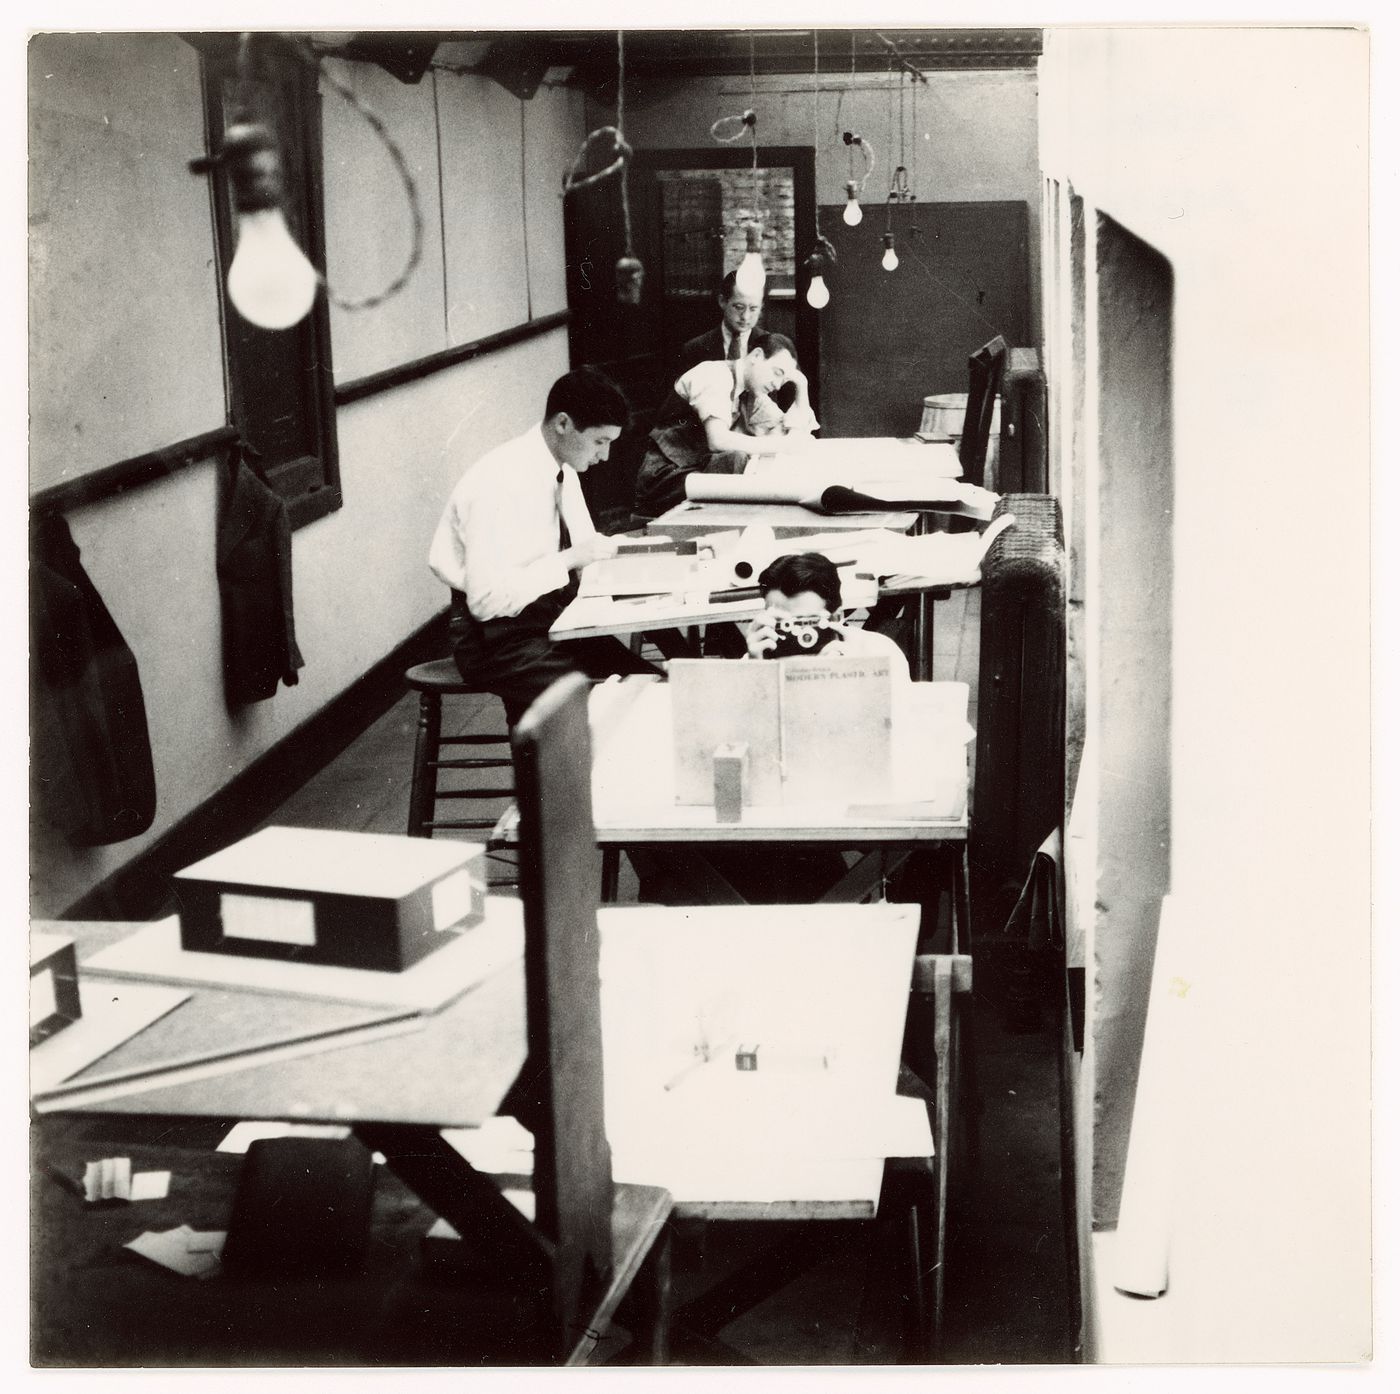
673, 360, 820, 437
428, 423, 598, 621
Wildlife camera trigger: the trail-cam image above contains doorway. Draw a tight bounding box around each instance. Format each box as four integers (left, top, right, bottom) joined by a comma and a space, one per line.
563, 145, 817, 524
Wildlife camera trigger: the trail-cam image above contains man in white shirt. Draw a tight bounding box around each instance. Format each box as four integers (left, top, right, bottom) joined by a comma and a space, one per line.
428, 367, 660, 727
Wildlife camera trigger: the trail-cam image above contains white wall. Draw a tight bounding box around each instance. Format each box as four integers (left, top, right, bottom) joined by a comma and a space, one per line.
29, 38, 581, 914
27, 34, 226, 494
1042, 26, 1370, 1362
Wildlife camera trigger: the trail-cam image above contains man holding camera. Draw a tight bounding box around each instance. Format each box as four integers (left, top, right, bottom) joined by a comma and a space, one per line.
742, 552, 910, 675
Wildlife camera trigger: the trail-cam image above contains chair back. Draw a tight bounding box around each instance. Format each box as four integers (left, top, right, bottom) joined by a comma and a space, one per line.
958, 335, 1009, 487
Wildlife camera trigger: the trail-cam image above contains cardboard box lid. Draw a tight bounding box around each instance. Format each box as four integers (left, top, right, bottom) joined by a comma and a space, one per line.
172, 827, 484, 901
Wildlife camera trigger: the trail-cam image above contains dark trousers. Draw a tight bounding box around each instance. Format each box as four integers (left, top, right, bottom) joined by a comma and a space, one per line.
450, 588, 661, 729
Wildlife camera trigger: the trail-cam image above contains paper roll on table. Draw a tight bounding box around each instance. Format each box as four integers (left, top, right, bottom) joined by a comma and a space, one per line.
682, 467, 997, 520
726, 524, 778, 585
720, 523, 879, 591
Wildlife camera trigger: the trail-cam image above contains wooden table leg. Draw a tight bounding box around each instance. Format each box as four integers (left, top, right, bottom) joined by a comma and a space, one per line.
819, 849, 912, 904
631, 1221, 672, 1364
957, 990, 982, 1164
931, 958, 953, 1358
952, 844, 972, 953
601, 848, 621, 904
623, 847, 750, 905
407, 690, 441, 837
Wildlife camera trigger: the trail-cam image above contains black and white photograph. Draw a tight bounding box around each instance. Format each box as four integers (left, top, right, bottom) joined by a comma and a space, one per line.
19, 0, 1382, 1379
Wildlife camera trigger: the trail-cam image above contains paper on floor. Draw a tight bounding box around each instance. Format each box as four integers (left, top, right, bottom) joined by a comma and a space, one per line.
83, 1156, 131, 1203
216, 1120, 385, 1164
127, 1170, 171, 1202
440, 1115, 535, 1175
84, 1158, 176, 1204
124, 1225, 224, 1279
217, 1120, 350, 1153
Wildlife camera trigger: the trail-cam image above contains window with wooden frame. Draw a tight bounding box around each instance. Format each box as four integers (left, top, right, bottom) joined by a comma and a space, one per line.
191, 34, 340, 529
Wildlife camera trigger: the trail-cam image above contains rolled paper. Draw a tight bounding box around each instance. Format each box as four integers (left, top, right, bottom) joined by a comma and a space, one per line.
729, 524, 778, 585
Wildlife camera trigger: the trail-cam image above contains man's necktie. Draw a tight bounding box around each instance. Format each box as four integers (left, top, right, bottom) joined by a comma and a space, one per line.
726, 332, 742, 361
556, 470, 571, 550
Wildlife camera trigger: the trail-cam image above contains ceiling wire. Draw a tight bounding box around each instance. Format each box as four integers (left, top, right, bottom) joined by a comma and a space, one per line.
616, 30, 634, 257
809, 28, 833, 268
749, 29, 759, 226
911, 66, 918, 201
885, 54, 896, 235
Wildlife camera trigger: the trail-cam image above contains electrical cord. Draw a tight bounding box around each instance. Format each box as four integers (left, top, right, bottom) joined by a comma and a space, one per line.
282, 35, 426, 314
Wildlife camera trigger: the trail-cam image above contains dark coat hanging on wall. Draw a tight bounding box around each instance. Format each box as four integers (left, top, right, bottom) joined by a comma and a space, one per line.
30, 511, 158, 846
217, 457, 304, 705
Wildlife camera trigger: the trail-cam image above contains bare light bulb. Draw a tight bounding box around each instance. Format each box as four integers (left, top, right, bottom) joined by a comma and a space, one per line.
881, 232, 899, 272
734, 223, 766, 299
806, 274, 830, 309
228, 208, 319, 330
191, 120, 320, 332
842, 180, 863, 226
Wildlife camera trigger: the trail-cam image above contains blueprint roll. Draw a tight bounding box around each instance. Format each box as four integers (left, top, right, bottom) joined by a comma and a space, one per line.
1112, 894, 1197, 1298
728, 525, 778, 585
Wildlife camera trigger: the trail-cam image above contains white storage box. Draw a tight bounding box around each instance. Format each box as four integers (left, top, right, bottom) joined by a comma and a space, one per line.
173, 827, 487, 972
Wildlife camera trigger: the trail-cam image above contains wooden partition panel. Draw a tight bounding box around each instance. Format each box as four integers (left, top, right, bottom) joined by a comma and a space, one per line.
512, 673, 615, 1351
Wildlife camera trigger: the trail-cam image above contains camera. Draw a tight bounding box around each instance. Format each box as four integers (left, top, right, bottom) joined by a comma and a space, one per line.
764, 614, 844, 660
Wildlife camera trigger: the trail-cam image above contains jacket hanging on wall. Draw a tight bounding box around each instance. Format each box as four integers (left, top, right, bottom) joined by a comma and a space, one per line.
217, 455, 305, 705
30, 511, 158, 846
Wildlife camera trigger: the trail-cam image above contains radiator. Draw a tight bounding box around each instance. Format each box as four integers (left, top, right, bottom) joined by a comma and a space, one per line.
971, 493, 1066, 947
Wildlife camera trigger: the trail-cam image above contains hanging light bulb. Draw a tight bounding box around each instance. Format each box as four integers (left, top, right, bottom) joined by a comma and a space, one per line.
615, 254, 645, 305
192, 121, 318, 331
803, 251, 830, 309
228, 207, 320, 330
734, 223, 766, 299
842, 179, 864, 227
882, 231, 899, 272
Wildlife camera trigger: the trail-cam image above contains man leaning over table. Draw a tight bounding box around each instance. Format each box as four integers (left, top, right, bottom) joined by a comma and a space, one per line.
428, 367, 662, 729
634, 332, 818, 521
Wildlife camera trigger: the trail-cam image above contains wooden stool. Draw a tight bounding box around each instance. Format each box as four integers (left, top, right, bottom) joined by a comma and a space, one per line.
404, 660, 513, 841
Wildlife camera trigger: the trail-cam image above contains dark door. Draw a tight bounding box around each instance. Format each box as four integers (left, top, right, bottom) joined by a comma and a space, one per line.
563, 146, 818, 525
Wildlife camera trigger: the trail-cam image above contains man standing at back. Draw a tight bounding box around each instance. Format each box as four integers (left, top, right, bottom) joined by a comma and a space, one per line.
674, 269, 767, 379
429, 367, 660, 728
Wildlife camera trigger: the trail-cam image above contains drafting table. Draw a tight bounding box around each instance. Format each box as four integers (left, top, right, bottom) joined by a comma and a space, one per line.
554, 527, 994, 683
493, 676, 972, 923
644, 499, 922, 542
30, 900, 959, 1362
30, 911, 671, 1367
